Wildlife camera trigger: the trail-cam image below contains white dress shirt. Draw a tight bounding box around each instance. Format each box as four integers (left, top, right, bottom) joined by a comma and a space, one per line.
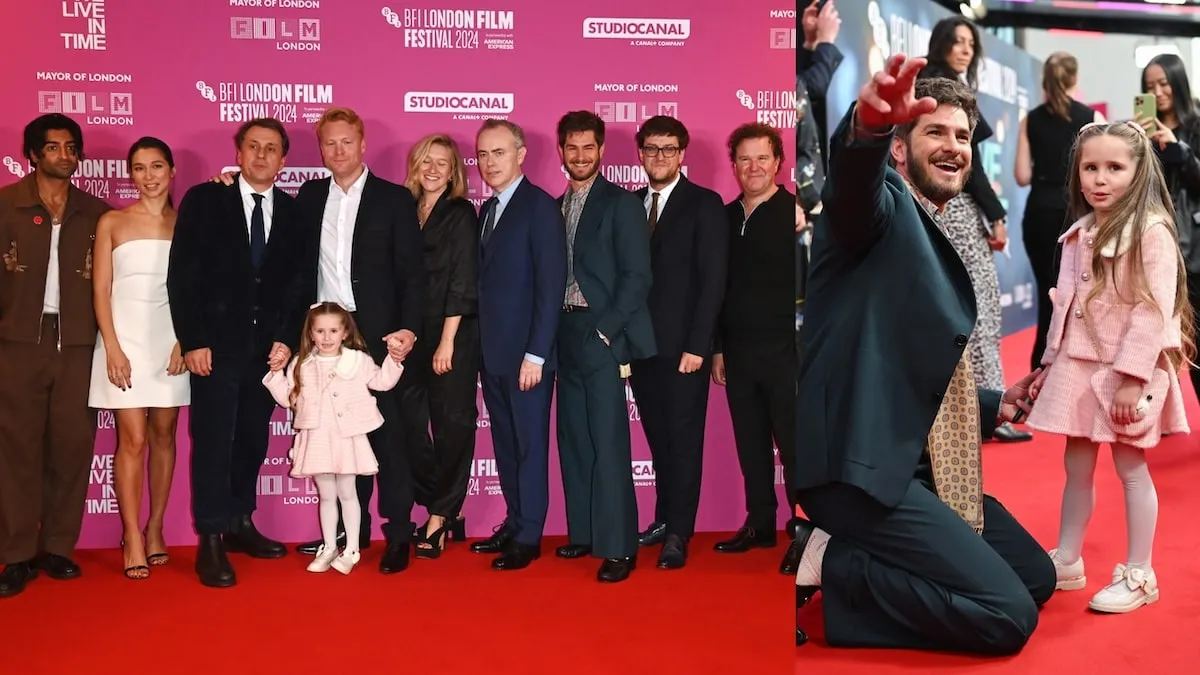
238, 174, 274, 239
317, 167, 369, 311
42, 219, 62, 313
643, 171, 682, 221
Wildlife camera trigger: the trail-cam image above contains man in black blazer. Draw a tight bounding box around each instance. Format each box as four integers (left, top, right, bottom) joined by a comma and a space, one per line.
289, 107, 424, 574
628, 116, 727, 569
167, 118, 310, 588
551, 111, 655, 583
469, 119, 567, 571
792, 57, 1055, 653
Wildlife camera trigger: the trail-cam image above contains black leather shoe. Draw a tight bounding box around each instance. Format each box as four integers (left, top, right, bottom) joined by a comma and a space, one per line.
224, 515, 286, 559
379, 540, 410, 574
296, 530, 372, 555
638, 521, 667, 547
0, 562, 37, 598
598, 556, 636, 582
555, 544, 591, 559
31, 553, 81, 580
993, 423, 1033, 443
780, 539, 800, 575
471, 525, 514, 554
195, 535, 236, 588
793, 517, 820, 647
714, 526, 776, 552
657, 535, 688, 569
491, 541, 540, 570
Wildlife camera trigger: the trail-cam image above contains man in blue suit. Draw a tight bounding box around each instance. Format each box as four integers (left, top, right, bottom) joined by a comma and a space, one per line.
792, 56, 1055, 653
469, 119, 568, 571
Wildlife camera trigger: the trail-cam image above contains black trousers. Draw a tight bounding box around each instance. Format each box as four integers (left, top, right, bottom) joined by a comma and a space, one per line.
798, 476, 1056, 655
556, 311, 638, 559
1187, 273, 1200, 397
723, 333, 796, 531
629, 354, 711, 538
402, 316, 481, 519
1022, 205, 1067, 372
188, 350, 277, 535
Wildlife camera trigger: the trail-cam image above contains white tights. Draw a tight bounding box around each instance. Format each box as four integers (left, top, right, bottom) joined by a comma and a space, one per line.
1055, 438, 1158, 570
314, 474, 361, 554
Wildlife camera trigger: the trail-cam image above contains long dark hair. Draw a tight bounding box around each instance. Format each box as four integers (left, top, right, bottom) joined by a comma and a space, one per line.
126, 136, 176, 207
927, 17, 983, 90
1142, 53, 1198, 127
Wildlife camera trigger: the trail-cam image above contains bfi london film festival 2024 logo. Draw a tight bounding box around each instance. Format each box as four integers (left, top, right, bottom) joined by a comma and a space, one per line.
467, 379, 502, 497
4, 152, 137, 204
582, 17, 690, 48
229, 0, 324, 52
381, 7, 515, 51
768, 7, 797, 50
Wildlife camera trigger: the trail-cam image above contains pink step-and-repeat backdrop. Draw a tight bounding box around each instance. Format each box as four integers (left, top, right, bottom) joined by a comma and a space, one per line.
0, 1, 798, 548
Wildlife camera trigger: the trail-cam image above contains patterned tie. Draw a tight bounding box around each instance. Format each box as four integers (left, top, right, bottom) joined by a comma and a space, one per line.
926, 353, 985, 534
249, 193, 266, 270
648, 191, 660, 234
480, 198, 497, 247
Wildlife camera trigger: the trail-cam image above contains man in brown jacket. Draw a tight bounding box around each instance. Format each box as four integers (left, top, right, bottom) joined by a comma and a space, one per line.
0, 114, 111, 598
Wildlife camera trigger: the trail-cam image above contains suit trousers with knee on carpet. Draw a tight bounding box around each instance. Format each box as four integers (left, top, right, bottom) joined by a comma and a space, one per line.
556, 310, 638, 559
797, 458, 1057, 655
0, 316, 97, 563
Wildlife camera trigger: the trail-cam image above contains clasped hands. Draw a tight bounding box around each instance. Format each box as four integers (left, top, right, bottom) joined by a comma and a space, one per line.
1007, 368, 1147, 427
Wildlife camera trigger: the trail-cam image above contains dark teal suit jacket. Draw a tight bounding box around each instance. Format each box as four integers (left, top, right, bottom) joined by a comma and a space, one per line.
795, 105, 1003, 508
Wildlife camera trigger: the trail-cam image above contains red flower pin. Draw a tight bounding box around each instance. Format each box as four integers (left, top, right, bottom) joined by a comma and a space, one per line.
33, 216, 42, 225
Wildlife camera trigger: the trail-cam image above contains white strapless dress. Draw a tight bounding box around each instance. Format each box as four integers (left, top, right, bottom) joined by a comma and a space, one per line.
88, 239, 190, 409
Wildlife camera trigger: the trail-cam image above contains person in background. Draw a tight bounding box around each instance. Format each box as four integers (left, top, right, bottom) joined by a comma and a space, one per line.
88, 137, 190, 580
402, 133, 481, 559
0, 113, 112, 598
797, 0, 844, 169
1139, 53, 1200, 399
919, 16, 1032, 443
1014, 52, 1105, 371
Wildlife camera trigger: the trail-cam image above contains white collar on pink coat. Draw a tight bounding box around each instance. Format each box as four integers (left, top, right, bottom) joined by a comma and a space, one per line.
300, 347, 368, 379
1058, 212, 1169, 259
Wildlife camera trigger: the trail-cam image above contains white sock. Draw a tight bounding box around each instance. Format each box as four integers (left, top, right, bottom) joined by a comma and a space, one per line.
1055, 438, 1099, 564
795, 527, 830, 587
336, 474, 361, 555
1112, 443, 1157, 570
314, 474, 338, 551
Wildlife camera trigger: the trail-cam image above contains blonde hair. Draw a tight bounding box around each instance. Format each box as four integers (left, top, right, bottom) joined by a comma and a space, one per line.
290, 302, 368, 408
1066, 121, 1195, 368
1043, 52, 1079, 121
404, 133, 468, 201
314, 107, 365, 140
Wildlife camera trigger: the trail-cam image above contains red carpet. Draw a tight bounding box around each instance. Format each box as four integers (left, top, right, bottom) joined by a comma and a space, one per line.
1, 328, 1197, 674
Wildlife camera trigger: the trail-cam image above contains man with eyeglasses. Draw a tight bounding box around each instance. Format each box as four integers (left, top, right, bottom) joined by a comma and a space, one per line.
628, 116, 728, 569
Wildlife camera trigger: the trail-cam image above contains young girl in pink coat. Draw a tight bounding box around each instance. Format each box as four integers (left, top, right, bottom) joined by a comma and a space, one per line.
263, 302, 404, 574
1027, 120, 1194, 614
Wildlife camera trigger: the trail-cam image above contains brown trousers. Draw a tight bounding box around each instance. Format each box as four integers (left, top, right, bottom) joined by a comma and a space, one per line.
0, 316, 97, 563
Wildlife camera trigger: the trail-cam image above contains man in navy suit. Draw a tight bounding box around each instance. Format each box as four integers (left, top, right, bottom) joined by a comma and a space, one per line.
469, 119, 567, 570
792, 56, 1054, 653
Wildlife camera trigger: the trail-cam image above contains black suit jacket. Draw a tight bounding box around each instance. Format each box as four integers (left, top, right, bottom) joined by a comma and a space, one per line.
295, 171, 424, 361
795, 105, 1003, 508
559, 174, 656, 365
634, 176, 727, 360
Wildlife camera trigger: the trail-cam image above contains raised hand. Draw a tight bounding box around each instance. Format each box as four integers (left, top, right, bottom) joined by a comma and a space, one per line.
856, 54, 938, 131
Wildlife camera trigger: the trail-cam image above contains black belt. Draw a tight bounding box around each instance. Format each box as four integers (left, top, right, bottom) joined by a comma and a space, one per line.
562, 305, 589, 313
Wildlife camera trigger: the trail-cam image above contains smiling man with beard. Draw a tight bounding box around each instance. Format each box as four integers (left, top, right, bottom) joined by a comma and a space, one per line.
792, 63, 1055, 654
551, 110, 655, 583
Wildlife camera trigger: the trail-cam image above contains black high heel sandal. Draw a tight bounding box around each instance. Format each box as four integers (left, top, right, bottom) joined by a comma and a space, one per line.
415, 520, 453, 560
792, 518, 819, 646
144, 528, 169, 566
447, 516, 466, 543
119, 538, 150, 580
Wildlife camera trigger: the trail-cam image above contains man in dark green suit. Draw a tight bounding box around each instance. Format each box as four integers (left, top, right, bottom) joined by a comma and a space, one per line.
552, 111, 656, 583
792, 55, 1056, 654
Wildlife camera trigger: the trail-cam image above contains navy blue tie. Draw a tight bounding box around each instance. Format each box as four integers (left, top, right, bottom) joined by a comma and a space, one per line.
480, 198, 497, 247
250, 193, 266, 270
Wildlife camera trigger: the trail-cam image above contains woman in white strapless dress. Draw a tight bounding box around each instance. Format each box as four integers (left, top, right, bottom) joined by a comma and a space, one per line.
87, 137, 189, 580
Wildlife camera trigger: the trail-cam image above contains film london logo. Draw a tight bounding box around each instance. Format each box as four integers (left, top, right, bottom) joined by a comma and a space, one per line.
404, 91, 514, 121
197, 79, 333, 124
382, 7, 515, 51
60, 0, 107, 51
768, 8, 796, 49
737, 88, 797, 129
583, 17, 690, 47
594, 82, 679, 127
37, 87, 133, 128
231, 17, 322, 51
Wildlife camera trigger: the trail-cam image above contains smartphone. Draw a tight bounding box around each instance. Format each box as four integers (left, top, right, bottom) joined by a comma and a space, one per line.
1134, 93, 1158, 133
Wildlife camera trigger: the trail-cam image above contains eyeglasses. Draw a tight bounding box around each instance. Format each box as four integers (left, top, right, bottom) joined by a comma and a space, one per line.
640, 145, 680, 158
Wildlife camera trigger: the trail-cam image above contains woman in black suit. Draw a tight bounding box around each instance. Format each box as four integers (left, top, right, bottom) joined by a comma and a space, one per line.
400, 133, 481, 558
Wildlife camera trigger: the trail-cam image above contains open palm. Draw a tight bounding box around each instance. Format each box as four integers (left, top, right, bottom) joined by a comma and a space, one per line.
857, 54, 938, 130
